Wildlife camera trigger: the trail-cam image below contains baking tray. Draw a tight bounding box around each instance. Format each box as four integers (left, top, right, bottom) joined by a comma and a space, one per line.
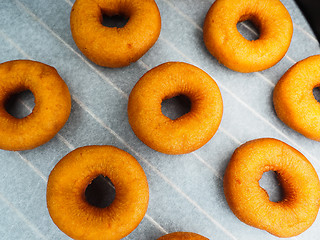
0, 0, 320, 239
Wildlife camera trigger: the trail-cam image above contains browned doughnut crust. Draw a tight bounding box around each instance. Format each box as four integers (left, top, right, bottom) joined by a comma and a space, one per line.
224, 138, 320, 237
203, 0, 293, 72
158, 232, 209, 240
128, 62, 223, 155
47, 145, 149, 240
70, 0, 161, 68
0, 60, 71, 151
273, 55, 320, 141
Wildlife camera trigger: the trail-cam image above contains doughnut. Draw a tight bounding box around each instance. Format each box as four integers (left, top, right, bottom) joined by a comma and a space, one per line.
203, 0, 293, 72
273, 55, 320, 141
128, 62, 223, 155
47, 145, 149, 240
158, 232, 209, 240
224, 138, 320, 237
0, 60, 71, 151
70, 0, 161, 68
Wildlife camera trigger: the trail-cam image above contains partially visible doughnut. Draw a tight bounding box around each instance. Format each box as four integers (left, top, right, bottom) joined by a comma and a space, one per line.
158, 232, 209, 240
47, 145, 149, 240
224, 138, 320, 237
203, 0, 293, 72
70, 0, 161, 68
128, 62, 223, 155
273, 55, 320, 141
0, 60, 71, 151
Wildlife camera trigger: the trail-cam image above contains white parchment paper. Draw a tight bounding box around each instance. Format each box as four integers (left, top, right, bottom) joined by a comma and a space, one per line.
0, 0, 319, 239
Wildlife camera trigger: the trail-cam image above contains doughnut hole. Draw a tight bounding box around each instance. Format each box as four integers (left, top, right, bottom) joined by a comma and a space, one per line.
85, 174, 116, 208
259, 170, 284, 202
101, 13, 128, 28
4, 90, 35, 119
237, 17, 260, 41
161, 95, 192, 120
313, 87, 320, 103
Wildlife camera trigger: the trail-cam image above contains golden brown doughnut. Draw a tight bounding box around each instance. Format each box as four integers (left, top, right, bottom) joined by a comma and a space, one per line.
128, 62, 223, 155
70, 0, 161, 68
158, 232, 209, 240
203, 0, 293, 72
273, 55, 320, 141
0, 60, 71, 151
47, 145, 149, 240
224, 138, 320, 237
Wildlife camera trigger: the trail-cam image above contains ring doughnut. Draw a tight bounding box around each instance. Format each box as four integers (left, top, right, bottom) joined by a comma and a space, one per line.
47, 145, 149, 240
273, 55, 320, 141
158, 232, 209, 240
224, 138, 320, 237
70, 0, 161, 68
203, 0, 293, 72
128, 62, 223, 155
0, 60, 71, 151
